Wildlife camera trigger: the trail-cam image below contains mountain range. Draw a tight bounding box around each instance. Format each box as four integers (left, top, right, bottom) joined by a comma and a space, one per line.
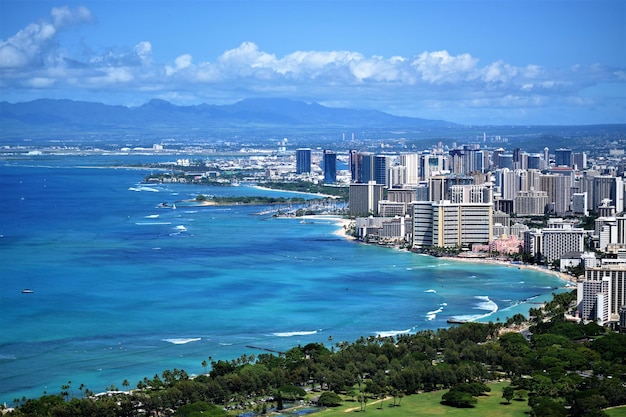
0, 98, 457, 135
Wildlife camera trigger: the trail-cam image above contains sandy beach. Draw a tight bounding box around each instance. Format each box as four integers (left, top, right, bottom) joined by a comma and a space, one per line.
294, 214, 354, 239
440, 254, 576, 285
248, 184, 339, 199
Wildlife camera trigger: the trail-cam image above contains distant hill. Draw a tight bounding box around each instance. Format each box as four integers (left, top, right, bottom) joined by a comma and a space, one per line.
0, 98, 458, 135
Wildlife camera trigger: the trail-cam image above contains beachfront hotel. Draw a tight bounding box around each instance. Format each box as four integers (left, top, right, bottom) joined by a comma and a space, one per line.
578, 259, 626, 325
349, 181, 384, 217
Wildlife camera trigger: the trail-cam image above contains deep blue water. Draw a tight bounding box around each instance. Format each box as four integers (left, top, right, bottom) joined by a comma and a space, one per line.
0, 155, 565, 404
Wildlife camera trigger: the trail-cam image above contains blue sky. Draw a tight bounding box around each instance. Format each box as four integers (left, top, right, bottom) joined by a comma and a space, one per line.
1, 0, 624, 125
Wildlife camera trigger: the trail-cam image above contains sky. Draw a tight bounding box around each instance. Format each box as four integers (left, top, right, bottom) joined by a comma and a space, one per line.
0, 0, 625, 125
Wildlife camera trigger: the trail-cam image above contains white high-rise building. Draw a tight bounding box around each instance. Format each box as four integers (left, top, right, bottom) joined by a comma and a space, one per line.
399, 153, 420, 185
541, 223, 586, 264
579, 260, 626, 324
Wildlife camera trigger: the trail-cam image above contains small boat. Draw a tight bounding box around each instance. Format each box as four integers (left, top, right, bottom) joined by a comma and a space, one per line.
21, 289, 34, 294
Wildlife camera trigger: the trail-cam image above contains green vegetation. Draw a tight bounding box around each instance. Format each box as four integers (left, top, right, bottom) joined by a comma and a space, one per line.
6, 291, 626, 417
258, 181, 349, 199
209, 195, 307, 205
606, 407, 626, 417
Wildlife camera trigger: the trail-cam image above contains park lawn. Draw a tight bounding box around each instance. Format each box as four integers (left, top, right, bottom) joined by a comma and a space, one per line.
606, 406, 626, 417
311, 382, 530, 417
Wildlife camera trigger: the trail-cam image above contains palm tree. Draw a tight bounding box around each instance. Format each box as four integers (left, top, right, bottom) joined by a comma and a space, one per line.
201, 360, 208, 374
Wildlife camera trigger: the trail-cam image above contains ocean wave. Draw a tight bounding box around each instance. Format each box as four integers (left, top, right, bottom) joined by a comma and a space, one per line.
145, 214, 159, 218
129, 186, 160, 192
475, 295, 499, 313
174, 225, 187, 231
163, 338, 201, 345
426, 307, 444, 321
272, 330, 318, 337
448, 296, 499, 323
376, 329, 411, 338
0, 354, 17, 360
135, 222, 172, 225
424, 289, 437, 293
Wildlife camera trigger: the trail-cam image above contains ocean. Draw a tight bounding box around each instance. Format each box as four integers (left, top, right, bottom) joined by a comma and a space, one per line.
0, 154, 566, 404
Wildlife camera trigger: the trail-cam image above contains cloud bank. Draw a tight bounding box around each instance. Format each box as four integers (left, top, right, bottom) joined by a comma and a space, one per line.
0, 7, 624, 125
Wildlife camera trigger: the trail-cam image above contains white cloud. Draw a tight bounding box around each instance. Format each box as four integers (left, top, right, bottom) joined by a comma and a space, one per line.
1, 9, 623, 124
50, 6, 92, 27
411, 50, 479, 83
166, 54, 193, 76
0, 6, 91, 70
134, 42, 153, 66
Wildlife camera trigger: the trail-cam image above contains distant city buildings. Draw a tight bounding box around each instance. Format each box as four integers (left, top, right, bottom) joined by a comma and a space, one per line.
296, 148, 311, 174
281, 136, 626, 328
323, 150, 337, 183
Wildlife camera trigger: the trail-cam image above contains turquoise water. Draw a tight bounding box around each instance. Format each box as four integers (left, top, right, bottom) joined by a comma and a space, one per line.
0, 155, 565, 404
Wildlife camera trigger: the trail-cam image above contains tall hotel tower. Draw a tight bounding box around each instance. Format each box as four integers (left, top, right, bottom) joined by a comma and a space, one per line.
323, 150, 337, 183
296, 148, 312, 174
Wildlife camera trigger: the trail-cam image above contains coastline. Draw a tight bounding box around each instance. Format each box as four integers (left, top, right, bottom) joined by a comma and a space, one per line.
281, 214, 354, 239
249, 184, 339, 199
438, 255, 576, 285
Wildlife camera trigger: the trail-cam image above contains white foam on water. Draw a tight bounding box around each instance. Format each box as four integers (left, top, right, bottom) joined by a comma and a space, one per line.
272, 330, 318, 337
376, 329, 411, 338
163, 338, 201, 345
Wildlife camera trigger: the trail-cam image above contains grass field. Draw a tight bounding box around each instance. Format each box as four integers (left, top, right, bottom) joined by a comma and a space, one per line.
607, 407, 626, 417
301, 382, 530, 417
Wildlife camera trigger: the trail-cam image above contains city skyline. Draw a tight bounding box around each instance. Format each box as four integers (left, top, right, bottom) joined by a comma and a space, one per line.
1, 0, 625, 126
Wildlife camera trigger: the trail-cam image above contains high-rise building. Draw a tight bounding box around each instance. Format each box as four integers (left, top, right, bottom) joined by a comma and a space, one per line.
412, 201, 434, 248
571, 192, 589, 216
527, 154, 542, 170
540, 173, 573, 216
579, 260, 626, 324
555, 148, 573, 167
593, 176, 624, 213
387, 188, 417, 204
431, 201, 493, 248
374, 155, 389, 185
412, 200, 492, 248
573, 152, 587, 170
296, 148, 311, 174
515, 189, 549, 216
419, 153, 447, 181
399, 153, 420, 185
349, 181, 384, 216
323, 150, 337, 183
349, 150, 360, 182
541, 223, 586, 264
360, 153, 375, 183
449, 184, 492, 204
498, 154, 514, 170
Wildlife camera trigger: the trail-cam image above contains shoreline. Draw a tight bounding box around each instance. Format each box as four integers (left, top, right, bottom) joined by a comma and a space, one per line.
437, 254, 577, 285
248, 184, 339, 199
278, 214, 354, 239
